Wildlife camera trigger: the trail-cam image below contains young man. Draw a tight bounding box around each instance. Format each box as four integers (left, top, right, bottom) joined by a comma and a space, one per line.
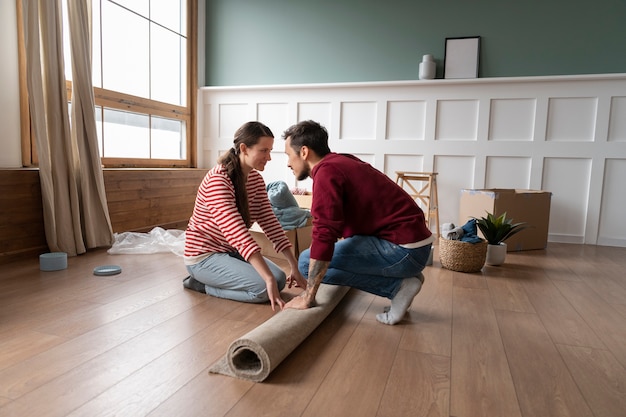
282, 120, 434, 324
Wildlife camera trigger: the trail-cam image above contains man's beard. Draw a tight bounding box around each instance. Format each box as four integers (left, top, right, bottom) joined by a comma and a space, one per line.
297, 165, 311, 181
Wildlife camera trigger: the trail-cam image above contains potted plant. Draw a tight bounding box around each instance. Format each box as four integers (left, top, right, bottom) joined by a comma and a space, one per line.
473, 212, 527, 265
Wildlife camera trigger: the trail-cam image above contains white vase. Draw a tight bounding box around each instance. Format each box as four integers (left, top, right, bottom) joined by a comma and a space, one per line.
419, 54, 436, 80
486, 242, 507, 266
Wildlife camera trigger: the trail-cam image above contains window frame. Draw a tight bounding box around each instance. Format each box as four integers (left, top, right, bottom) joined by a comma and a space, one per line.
17, 0, 198, 168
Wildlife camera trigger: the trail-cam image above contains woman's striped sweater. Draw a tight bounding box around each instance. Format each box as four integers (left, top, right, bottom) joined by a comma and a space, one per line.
184, 165, 291, 262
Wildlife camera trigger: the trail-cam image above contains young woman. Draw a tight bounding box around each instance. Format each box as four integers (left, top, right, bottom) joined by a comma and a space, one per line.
183, 121, 306, 310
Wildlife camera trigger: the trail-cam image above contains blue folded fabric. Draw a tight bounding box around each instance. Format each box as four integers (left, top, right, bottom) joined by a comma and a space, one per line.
460, 219, 483, 243
266, 181, 299, 208
271, 206, 311, 229
266, 181, 311, 230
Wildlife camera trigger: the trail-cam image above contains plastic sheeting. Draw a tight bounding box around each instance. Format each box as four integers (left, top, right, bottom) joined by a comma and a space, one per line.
108, 227, 185, 256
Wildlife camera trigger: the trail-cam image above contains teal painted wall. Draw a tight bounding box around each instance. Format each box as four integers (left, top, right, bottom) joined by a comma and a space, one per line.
204, 0, 626, 86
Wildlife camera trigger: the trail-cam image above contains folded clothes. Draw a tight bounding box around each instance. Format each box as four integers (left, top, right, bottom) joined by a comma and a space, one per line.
266, 180, 311, 230
441, 223, 464, 240
271, 206, 311, 229
442, 226, 464, 240
441, 220, 482, 243
266, 181, 299, 208
460, 219, 482, 243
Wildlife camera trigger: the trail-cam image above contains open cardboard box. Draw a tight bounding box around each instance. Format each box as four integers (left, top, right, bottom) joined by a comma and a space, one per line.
459, 189, 552, 251
250, 192, 313, 259
292, 194, 312, 209
250, 218, 312, 258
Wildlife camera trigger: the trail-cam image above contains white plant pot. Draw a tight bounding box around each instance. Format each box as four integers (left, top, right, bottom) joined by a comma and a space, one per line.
486, 242, 507, 266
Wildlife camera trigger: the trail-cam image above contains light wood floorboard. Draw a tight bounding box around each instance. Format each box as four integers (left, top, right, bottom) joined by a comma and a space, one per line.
0, 243, 625, 417
450, 286, 522, 417
496, 310, 594, 417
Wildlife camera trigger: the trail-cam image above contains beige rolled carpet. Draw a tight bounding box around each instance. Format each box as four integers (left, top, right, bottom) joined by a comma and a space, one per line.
208, 283, 350, 382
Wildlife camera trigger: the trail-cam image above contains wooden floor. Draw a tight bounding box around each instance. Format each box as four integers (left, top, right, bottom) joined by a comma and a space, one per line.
0, 243, 625, 417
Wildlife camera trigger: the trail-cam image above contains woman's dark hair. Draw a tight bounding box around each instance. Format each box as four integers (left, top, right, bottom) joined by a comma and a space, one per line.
218, 121, 274, 228
282, 120, 331, 157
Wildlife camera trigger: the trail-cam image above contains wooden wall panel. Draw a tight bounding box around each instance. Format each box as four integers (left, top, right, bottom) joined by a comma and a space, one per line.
0, 168, 208, 265
104, 169, 207, 233
0, 169, 46, 264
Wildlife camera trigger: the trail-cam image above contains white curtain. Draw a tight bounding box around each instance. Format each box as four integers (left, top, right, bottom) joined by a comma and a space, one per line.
22, 0, 113, 256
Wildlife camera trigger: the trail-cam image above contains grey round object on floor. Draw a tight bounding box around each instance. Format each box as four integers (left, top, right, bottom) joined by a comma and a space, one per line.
93, 265, 122, 276
40, 252, 68, 271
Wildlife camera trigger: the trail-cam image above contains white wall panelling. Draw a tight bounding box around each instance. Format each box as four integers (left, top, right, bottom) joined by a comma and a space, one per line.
386, 101, 426, 140
489, 99, 536, 141
485, 156, 532, 189
608, 96, 626, 141
199, 74, 626, 247
542, 157, 592, 243
598, 159, 626, 246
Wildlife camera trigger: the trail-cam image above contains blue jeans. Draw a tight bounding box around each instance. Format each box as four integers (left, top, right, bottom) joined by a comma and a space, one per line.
298, 235, 430, 299
186, 252, 286, 303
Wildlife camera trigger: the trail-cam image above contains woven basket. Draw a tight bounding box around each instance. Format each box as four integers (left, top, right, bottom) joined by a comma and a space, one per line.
439, 237, 487, 273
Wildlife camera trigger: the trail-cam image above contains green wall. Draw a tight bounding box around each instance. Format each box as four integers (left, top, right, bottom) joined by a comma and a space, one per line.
204, 0, 626, 86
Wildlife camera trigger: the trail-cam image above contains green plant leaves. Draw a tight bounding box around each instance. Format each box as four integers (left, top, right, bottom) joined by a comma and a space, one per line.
473, 211, 528, 245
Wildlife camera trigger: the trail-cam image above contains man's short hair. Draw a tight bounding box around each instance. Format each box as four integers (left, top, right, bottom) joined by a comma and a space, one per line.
283, 120, 331, 157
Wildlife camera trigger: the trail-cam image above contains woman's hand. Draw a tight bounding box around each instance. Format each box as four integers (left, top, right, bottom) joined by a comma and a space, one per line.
286, 268, 307, 289
266, 279, 285, 311
247, 251, 286, 311
281, 248, 307, 290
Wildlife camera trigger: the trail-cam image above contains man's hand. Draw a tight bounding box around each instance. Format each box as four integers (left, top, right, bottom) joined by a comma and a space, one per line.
284, 293, 312, 310
286, 269, 307, 289
284, 258, 330, 310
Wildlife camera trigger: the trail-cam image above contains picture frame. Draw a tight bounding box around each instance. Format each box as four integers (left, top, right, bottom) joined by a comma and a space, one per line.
444, 36, 481, 79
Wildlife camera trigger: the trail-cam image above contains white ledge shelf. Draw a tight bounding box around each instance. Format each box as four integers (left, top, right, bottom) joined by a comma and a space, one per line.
200, 73, 626, 91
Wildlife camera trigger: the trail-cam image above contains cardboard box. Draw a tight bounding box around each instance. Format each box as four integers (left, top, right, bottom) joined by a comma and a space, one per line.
250, 193, 313, 258
250, 223, 296, 257
459, 189, 552, 251
250, 218, 312, 257
296, 224, 312, 254
293, 194, 312, 209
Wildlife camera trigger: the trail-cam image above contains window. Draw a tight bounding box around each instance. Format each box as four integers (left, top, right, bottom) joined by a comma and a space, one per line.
21, 0, 197, 168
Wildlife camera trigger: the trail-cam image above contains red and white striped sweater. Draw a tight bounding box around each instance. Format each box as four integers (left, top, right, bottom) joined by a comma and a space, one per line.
184, 165, 291, 263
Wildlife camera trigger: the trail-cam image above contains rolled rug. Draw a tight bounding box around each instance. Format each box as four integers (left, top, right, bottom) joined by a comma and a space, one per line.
208, 283, 350, 382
